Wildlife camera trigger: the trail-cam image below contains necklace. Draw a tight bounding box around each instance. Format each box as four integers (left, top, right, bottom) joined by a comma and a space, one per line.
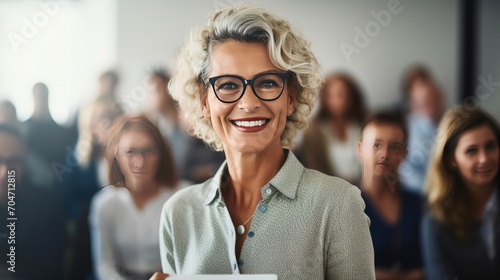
236, 213, 254, 236
220, 171, 258, 236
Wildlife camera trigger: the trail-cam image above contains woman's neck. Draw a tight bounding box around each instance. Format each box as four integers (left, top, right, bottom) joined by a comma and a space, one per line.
330, 118, 348, 141
126, 181, 162, 210
224, 145, 286, 207
466, 182, 495, 220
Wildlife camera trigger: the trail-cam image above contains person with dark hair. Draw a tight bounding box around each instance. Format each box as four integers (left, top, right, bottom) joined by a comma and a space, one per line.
358, 112, 424, 280
300, 72, 366, 184
0, 125, 67, 280
145, 68, 224, 183
398, 65, 445, 193
151, 5, 374, 279
89, 116, 181, 280
422, 106, 500, 280
23, 82, 73, 173
63, 96, 125, 280
0, 100, 18, 128
99, 70, 120, 99
0, 100, 57, 190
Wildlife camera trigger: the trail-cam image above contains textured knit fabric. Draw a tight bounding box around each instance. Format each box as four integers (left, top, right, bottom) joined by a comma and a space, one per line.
159, 151, 375, 279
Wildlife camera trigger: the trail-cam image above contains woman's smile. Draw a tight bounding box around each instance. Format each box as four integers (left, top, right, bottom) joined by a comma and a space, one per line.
203, 41, 293, 154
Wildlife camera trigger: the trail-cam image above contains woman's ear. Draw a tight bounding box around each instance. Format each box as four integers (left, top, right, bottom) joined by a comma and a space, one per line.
286, 89, 295, 117
199, 83, 211, 119
287, 102, 294, 116
357, 140, 363, 160
450, 159, 457, 169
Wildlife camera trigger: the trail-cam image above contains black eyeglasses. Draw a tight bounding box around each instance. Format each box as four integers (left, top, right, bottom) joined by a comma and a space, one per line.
207, 72, 289, 103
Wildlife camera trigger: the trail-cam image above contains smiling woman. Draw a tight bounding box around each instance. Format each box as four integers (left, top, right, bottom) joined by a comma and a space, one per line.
151, 4, 375, 280
422, 106, 500, 280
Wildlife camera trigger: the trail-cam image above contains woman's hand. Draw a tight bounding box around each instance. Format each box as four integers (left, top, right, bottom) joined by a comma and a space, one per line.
149, 272, 170, 280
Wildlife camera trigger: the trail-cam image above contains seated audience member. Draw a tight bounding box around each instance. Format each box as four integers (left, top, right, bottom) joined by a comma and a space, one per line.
422, 106, 500, 280
145, 69, 225, 183
0, 125, 66, 280
90, 116, 181, 280
145, 69, 191, 178
62, 96, 124, 280
67, 70, 121, 146
358, 113, 424, 279
63, 96, 125, 220
0, 99, 56, 190
23, 82, 74, 168
151, 5, 374, 280
398, 65, 445, 193
300, 72, 366, 184
0, 100, 23, 133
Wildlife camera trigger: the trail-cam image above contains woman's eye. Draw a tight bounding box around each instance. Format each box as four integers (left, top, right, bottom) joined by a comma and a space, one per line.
374, 143, 381, 148
466, 148, 477, 155
218, 83, 240, 91
486, 142, 498, 151
257, 80, 279, 89
126, 150, 134, 155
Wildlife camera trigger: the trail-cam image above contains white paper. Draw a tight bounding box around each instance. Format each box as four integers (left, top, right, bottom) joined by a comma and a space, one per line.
167, 275, 278, 280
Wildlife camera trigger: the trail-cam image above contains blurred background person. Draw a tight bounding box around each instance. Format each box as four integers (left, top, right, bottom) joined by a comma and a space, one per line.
67, 70, 122, 145
89, 116, 180, 280
299, 72, 366, 185
182, 137, 226, 184
23, 82, 75, 173
98, 70, 120, 101
0, 99, 56, 190
358, 113, 424, 280
144, 68, 191, 179
398, 65, 445, 194
144, 68, 225, 184
0, 100, 24, 134
63, 96, 124, 280
0, 125, 67, 280
422, 106, 500, 280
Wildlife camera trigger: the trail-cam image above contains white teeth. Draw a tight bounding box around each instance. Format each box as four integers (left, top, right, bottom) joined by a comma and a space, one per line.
234, 120, 267, 127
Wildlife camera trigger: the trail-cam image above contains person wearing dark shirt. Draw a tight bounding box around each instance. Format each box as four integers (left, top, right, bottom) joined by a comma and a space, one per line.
23, 83, 73, 168
358, 113, 424, 280
422, 106, 500, 280
0, 125, 67, 280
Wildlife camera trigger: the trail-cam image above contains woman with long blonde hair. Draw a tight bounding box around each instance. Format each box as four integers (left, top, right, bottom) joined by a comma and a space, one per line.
422, 106, 500, 279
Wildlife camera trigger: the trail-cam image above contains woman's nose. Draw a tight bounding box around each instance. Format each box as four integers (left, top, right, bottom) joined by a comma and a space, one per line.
132, 154, 145, 167
478, 149, 490, 164
237, 84, 261, 112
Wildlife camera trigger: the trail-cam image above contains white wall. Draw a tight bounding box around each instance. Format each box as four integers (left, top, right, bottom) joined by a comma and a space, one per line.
117, 0, 459, 113
0, 0, 117, 124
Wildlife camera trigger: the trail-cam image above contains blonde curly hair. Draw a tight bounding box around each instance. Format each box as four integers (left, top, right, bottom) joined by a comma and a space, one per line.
168, 4, 323, 151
